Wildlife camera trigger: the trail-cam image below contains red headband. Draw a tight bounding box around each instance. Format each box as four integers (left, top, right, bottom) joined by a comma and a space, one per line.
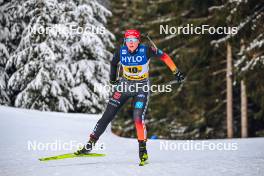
124, 29, 141, 39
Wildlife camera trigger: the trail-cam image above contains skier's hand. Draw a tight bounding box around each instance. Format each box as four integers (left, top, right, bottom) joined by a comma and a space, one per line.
110, 80, 119, 85
173, 70, 185, 83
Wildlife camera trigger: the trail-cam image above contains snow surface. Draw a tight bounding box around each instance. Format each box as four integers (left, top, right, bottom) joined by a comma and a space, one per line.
0, 106, 264, 176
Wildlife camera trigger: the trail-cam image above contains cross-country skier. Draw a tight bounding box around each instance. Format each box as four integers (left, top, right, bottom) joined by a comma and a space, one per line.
75, 29, 185, 166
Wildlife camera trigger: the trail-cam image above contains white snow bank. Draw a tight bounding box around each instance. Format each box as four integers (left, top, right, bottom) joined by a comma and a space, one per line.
0, 106, 263, 176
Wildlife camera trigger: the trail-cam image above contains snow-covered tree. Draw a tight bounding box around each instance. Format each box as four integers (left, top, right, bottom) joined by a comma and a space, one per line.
5, 0, 114, 113
209, 0, 264, 137
0, 43, 10, 105
0, 1, 12, 105
210, 0, 264, 73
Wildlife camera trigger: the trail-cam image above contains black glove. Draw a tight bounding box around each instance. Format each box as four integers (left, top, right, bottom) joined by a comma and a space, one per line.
110, 80, 119, 85
173, 70, 185, 83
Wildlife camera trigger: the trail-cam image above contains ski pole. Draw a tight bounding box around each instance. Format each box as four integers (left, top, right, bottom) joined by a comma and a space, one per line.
142, 33, 158, 54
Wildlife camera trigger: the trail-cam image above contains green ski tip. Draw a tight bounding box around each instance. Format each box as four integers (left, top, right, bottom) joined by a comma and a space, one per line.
139, 160, 149, 166
39, 153, 106, 161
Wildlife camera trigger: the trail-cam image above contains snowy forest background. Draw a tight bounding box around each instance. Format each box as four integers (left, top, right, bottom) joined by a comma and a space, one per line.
0, 0, 263, 139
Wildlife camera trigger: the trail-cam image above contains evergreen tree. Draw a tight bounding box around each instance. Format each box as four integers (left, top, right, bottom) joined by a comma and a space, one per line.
0, 0, 12, 105
210, 0, 264, 136
5, 0, 114, 113
0, 43, 10, 105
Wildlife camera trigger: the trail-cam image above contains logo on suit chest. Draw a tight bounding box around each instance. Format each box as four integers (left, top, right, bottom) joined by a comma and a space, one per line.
121, 56, 144, 63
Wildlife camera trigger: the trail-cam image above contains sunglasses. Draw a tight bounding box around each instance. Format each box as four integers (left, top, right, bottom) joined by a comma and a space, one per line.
124, 38, 139, 42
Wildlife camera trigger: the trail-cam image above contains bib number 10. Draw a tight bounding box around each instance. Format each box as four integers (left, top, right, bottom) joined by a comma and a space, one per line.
125, 66, 142, 74
128, 67, 138, 73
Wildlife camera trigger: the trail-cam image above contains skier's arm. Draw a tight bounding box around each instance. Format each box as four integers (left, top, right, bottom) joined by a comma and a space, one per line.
148, 46, 185, 82
160, 52, 178, 74
148, 46, 178, 73
110, 49, 120, 82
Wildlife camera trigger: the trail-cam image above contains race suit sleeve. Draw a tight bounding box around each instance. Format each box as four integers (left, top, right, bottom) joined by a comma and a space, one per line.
147, 46, 178, 73
110, 47, 120, 82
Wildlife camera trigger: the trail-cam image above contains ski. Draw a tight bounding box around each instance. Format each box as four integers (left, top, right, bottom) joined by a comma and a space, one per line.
139, 160, 149, 166
39, 153, 106, 161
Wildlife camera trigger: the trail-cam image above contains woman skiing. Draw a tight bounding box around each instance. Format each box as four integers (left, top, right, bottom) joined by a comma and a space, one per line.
75, 29, 184, 166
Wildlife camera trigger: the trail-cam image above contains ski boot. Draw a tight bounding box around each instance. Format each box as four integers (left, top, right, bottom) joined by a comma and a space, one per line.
138, 140, 148, 166
75, 136, 97, 155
